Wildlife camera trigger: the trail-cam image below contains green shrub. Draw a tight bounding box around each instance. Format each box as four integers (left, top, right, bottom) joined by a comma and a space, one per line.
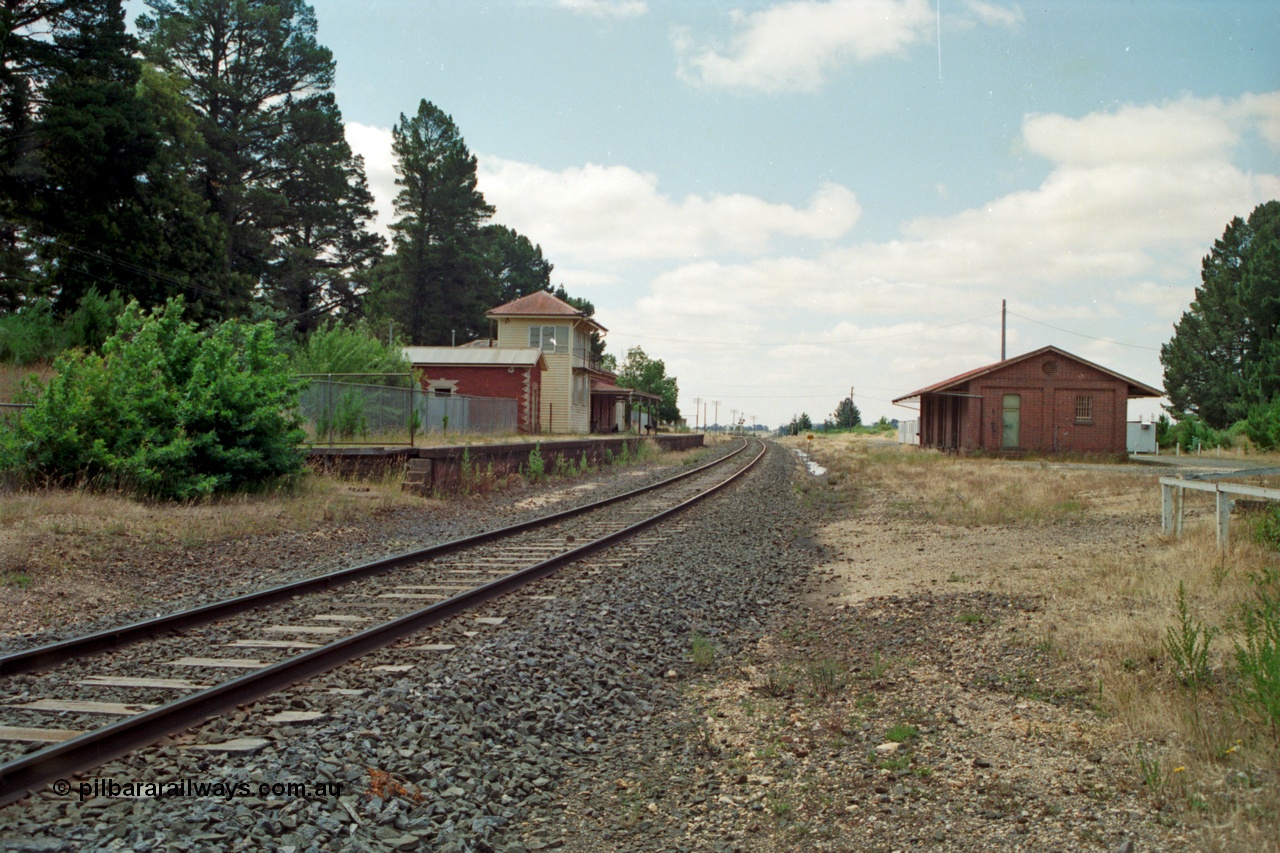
0, 300, 61, 363
291, 321, 411, 379
1253, 506, 1280, 550
1245, 396, 1280, 451
0, 299, 306, 499
1232, 567, 1280, 735
1160, 414, 1233, 451
1164, 581, 1218, 690
0, 290, 128, 365
526, 444, 545, 483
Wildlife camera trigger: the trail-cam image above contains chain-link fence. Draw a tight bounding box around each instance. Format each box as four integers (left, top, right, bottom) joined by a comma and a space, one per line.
297, 375, 517, 446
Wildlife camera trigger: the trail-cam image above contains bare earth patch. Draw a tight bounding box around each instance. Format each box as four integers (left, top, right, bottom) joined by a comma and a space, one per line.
557, 436, 1276, 851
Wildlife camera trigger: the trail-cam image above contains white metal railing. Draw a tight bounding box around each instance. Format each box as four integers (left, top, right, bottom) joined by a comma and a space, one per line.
1160, 475, 1280, 551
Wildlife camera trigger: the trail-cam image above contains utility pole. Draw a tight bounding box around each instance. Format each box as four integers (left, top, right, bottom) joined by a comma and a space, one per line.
1001, 299, 1006, 361
713, 401, 720, 433
694, 397, 701, 431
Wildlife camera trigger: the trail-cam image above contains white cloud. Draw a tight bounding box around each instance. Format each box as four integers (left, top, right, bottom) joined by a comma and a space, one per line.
476, 157, 861, 263
677, 0, 935, 94
558, 0, 647, 18
347, 93, 1279, 424
962, 1, 1023, 29
601, 93, 1279, 422
344, 122, 397, 235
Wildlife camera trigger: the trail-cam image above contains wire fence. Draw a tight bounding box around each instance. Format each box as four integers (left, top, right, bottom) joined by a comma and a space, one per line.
297, 376, 517, 446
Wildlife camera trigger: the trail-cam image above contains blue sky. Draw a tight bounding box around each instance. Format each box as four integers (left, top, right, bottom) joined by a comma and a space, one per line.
299, 0, 1280, 428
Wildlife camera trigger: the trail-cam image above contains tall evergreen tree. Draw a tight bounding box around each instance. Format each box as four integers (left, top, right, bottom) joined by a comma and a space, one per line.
140, 0, 365, 320
33, 0, 160, 313
371, 99, 494, 344
1161, 201, 1280, 428
270, 92, 383, 336
0, 1, 87, 310
482, 224, 552, 305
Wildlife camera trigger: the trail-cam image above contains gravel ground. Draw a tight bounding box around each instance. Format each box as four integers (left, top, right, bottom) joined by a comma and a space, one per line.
0, 441, 740, 653
1, 439, 1230, 851
0, 439, 814, 850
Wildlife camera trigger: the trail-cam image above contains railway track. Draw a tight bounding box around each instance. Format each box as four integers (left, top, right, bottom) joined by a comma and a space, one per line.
0, 437, 765, 807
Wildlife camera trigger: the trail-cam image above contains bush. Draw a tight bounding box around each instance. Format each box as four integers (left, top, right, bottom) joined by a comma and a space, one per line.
1159, 413, 1233, 451
0, 290, 128, 364
0, 300, 61, 363
292, 322, 411, 380
1245, 396, 1280, 450
0, 299, 307, 499
1233, 567, 1280, 736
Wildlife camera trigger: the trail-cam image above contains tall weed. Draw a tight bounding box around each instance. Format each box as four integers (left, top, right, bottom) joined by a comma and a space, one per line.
1232, 567, 1280, 736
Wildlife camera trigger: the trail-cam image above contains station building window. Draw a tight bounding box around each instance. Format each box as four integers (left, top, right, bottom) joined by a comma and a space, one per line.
528, 325, 569, 354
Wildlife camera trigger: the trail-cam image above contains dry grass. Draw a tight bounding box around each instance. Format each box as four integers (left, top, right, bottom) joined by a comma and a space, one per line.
0, 361, 53, 401
0, 471, 422, 574
787, 433, 1279, 849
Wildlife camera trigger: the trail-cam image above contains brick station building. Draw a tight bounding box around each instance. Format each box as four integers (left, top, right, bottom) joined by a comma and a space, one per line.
893, 345, 1161, 455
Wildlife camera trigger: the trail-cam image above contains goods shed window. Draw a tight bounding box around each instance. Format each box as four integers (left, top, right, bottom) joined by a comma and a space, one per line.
528, 325, 569, 354
1075, 395, 1093, 424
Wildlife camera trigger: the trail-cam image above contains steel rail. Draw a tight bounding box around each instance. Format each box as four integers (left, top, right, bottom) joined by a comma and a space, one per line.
0, 438, 766, 807
0, 439, 749, 677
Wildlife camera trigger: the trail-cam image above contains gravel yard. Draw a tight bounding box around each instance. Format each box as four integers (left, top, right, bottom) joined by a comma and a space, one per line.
1, 437, 1273, 851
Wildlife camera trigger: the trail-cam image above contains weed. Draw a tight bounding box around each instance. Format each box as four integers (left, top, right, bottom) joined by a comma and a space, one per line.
554, 453, 573, 477
459, 448, 474, 494
807, 658, 844, 696
0, 570, 33, 589
1136, 748, 1168, 804
526, 444, 545, 483
1231, 566, 1280, 733
761, 666, 797, 697
878, 755, 910, 772
690, 635, 715, 670
946, 572, 967, 583
860, 652, 889, 680
955, 611, 989, 625
1164, 580, 1218, 690
885, 723, 918, 743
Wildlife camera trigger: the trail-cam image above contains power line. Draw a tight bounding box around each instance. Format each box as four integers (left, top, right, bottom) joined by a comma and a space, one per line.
1006, 310, 1161, 351
609, 310, 1001, 348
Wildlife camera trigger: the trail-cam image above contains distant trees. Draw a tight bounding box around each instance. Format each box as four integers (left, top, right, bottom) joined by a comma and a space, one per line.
616, 346, 680, 423
1161, 201, 1280, 429
786, 412, 813, 435
832, 396, 861, 429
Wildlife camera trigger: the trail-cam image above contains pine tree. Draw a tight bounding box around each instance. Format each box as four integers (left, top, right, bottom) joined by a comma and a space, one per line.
1161, 201, 1280, 428
140, 0, 367, 321
270, 93, 383, 336
370, 100, 495, 344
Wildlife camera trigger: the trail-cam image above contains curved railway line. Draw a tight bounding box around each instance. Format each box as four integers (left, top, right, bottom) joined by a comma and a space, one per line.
0, 437, 766, 807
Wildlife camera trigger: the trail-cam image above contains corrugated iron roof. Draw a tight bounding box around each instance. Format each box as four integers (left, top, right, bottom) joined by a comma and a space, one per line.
590, 378, 661, 401
892, 345, 1162, 403
486, 291, 607, 332
402, 347, 546, 369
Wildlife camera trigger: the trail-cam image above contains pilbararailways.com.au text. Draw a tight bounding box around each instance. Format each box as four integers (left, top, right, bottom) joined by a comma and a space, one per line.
54, 777, 344, 801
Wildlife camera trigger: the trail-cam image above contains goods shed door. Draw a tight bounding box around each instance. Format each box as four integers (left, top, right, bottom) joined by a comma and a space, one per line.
1002, 394, 1020, 449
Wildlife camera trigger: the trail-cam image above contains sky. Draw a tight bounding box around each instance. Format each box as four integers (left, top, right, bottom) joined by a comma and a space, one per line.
293, 0, 1278, 428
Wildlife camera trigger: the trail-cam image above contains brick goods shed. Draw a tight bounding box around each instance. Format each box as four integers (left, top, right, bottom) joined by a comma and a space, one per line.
893, 346, 1161, 455
403, 347, 545, 433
